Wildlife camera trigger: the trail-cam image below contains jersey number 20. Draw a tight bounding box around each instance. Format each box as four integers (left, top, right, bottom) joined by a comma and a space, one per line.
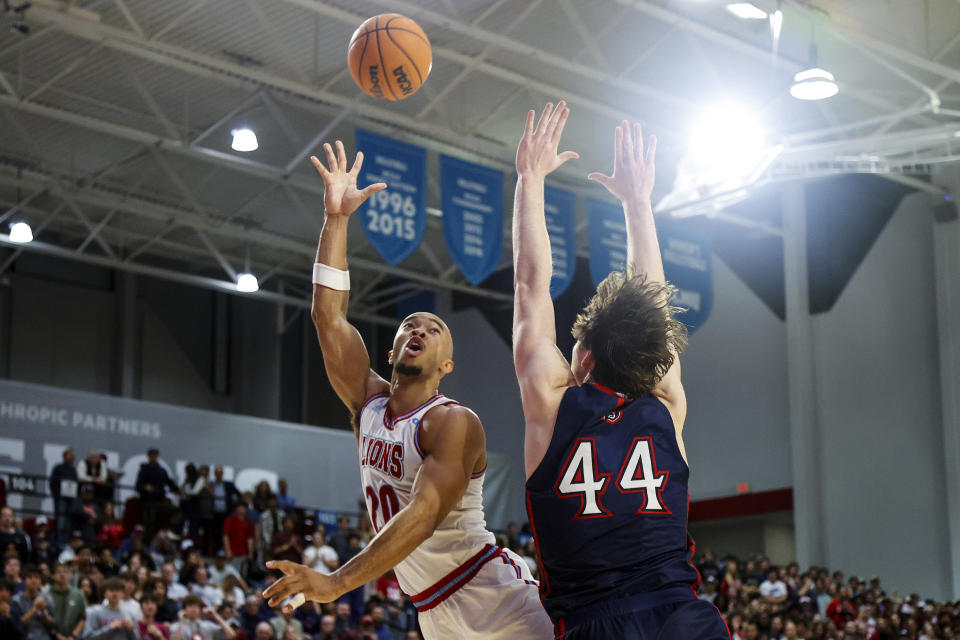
556, 436, 670, 519
365, 484, 400, 532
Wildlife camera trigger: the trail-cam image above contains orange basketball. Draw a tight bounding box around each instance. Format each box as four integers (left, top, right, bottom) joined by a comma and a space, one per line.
348, 14, 432, 101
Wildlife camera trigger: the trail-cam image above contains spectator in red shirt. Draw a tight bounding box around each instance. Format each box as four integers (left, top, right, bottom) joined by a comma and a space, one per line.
222, 504, 254, 579
827, 588, 857, 627
138, 592, 170, 640
96, 503, 125, 550
375, 569, 402, 612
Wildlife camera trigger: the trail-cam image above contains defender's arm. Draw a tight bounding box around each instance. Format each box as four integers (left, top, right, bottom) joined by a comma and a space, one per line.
309, 142, 390, 428
513, 102, 579, 479
263, 405, 485, 606
588, 123, 685, 427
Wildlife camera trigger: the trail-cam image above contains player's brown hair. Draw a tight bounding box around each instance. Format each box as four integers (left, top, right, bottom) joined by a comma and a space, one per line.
571, 271, 687, 397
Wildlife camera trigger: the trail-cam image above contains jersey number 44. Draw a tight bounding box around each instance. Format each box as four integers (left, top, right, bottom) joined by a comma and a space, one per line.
556, 436, 671, 519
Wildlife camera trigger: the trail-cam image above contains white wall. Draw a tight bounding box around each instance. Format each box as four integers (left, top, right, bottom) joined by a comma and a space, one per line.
812, 192, 951, 599
682, 255, 793, 499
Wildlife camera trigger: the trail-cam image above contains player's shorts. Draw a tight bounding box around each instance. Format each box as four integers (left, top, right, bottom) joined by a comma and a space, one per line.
411, 544, 554, 640
555, 585, 730, 640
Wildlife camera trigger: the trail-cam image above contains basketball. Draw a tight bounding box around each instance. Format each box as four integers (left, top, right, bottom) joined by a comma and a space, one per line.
348, 14, 432, 101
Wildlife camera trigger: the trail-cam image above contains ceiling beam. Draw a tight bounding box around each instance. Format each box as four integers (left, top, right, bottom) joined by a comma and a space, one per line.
0, 233, 399, 327
0, 166, 516, 303
287, 0, 695, 111
25, 2, 672, 181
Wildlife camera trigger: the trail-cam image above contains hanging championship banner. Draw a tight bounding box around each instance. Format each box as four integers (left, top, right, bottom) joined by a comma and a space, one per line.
544, 186, 576, 299
440, 155, 504, 286
355, 129, 427, 266
588, 198, 713, 334
588, 197, 627, 286
658, 219, 713, 334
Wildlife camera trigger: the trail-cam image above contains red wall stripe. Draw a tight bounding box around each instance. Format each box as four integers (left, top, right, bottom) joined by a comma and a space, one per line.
689, 488, 793, 522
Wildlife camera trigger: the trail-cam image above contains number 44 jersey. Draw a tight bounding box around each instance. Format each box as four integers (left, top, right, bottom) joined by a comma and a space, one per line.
357, 392, 495, 594
525, 383, 702, 623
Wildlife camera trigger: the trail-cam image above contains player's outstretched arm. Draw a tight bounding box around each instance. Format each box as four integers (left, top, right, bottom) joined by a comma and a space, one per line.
588, 123, 685, 425
262, 405, 484, 608
310, 141, 390, 427
513, 101, 579, 478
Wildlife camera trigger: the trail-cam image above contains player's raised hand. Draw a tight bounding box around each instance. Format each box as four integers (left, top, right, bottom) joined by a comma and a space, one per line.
310, 140, 387, 217
262, 560, 343, 612
516, 101, 579, 179
588, 121, 656, 205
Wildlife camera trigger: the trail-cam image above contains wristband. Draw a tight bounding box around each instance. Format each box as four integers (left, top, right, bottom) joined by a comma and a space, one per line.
312, 263, 350, 291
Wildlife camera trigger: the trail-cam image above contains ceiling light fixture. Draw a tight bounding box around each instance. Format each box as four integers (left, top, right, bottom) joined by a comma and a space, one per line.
769, 8, 783, 42
790, 68, 839, 100
236, 272, 259, 292
231, 128, 258, 152
726, 3, 768, 20
8, 221, 33, 243
791, 40, 838, 101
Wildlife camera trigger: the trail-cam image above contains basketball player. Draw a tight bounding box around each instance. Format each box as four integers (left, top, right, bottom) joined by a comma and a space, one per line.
262, 141, 552, 640
512, 102, 730, 639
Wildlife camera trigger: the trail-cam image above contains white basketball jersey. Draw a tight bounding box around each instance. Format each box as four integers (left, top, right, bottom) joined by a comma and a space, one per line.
358, 392, 495, 596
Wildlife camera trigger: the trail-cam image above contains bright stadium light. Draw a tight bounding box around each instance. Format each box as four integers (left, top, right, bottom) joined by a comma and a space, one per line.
231, 128, 259, 152
689, 104, 768, 179
236, 272, 259, 292
726, 3, 768, 19
790, 67, 840, 100
8, 221, 33, 243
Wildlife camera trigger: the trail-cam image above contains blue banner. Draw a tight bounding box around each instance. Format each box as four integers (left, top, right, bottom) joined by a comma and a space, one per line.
658, 219, 713, 334
588, 197, 627, 286
315, 508, 340, 532
355, 130, 427, 266
587, 200, 713, 334
440, 155, 504, 286
544, 186, 576, 299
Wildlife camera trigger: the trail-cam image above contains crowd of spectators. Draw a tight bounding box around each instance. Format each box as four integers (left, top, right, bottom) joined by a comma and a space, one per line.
0, 447, 422, 640
694, 550, 960, 640
4, 445, 957, 640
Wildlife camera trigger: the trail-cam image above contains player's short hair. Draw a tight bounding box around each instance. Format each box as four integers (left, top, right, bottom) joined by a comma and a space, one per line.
572, 271, 687, 397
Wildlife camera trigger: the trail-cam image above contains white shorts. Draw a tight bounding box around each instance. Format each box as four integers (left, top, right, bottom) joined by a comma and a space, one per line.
414, 546, 554, 640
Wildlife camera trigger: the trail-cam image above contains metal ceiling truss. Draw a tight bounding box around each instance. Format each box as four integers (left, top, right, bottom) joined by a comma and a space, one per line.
1, 0, 959, 312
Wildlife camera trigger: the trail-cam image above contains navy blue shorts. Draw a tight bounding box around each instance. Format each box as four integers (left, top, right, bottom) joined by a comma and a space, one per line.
556, 586, 730, 640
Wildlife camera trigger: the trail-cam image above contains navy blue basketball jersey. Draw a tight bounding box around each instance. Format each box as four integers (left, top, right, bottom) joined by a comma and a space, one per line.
525, 382, 701, 623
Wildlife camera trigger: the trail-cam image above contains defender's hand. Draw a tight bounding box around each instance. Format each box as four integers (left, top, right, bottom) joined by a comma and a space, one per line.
311, 140, 387, 217
588, 121, 657, 206
516, 101, 579, 179
263, 560, 344, 611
